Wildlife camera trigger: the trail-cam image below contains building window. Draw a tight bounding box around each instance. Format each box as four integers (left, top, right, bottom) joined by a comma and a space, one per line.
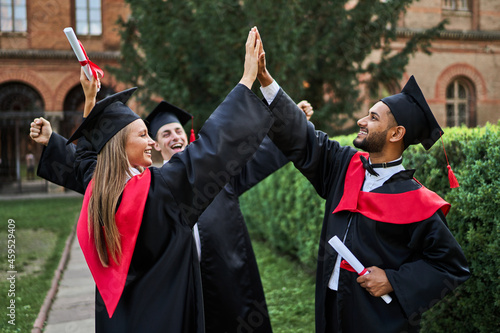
75, 0, 102, 36
446, 78, 475, 127
0, 0, 27, 32
443, 0, 469, 11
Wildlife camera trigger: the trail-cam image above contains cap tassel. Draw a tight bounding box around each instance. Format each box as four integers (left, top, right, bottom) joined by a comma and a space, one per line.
189, 117, 196, 143
440, 132, 459, 188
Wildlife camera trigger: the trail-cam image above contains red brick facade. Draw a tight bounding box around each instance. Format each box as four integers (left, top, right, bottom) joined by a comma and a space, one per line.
0, 0, 499, 187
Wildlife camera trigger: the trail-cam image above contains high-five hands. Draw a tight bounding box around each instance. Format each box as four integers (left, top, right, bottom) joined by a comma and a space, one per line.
240, 27, 262, 89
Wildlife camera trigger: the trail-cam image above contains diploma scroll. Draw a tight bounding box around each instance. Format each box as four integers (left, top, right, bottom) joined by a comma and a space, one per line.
328, 236, 392, 304
64, 27, 104, 82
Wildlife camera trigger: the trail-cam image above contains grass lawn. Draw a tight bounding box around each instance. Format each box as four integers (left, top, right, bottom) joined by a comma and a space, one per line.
253, 240, 316, 332
0, 196, 83, 332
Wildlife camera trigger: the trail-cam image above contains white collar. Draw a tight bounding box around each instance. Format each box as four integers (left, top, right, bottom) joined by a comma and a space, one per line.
126, 167, 142, 182
362, 157, 405, 192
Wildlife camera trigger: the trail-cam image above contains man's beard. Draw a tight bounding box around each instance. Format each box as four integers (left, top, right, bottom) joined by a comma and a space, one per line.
353, 128, 388, 153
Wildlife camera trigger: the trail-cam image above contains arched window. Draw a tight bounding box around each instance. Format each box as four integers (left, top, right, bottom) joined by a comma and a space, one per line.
445, 78, 476, 127
0, 82, 44, 183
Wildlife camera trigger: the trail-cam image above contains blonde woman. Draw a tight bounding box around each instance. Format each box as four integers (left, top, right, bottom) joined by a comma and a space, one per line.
70, 28, 272, 333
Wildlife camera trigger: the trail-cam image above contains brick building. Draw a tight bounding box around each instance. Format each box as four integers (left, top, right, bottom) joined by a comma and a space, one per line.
0, 0, 131, 191
0, 0, 499, 191
388, 0, 500, 129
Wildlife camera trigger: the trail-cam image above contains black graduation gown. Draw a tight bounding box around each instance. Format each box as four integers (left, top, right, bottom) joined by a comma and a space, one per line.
37, 132, 85, 194
73, 84, 274, 333
267, 88, 470, 333
37, 126, 286, 333
198, 135, 287, 333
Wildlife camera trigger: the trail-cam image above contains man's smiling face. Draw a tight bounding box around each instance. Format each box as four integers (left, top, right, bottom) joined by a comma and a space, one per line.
154, 122, 188, 161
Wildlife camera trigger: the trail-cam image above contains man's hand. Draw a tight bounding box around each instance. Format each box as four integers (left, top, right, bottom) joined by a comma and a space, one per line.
30, 117, 52, 146
297, 100, 314, 121
356, 266, 394, 297
239, 27, 261, 89
255, 28, 273, 87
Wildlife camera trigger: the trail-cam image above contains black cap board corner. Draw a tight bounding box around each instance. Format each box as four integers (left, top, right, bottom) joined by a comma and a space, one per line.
381, 75, 443, 150
66, 87, 140, 153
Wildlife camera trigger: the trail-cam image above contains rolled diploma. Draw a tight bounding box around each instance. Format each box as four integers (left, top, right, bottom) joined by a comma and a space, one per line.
64, 27, 92, 81
328, 236, 392, 304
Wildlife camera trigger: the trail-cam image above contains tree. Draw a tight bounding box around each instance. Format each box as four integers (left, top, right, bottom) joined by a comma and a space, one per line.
110, 0, 446, 135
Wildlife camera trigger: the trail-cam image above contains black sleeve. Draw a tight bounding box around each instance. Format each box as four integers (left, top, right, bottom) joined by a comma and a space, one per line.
36, 132, 84, 194
156, 84, 274, 227
231, 136, 289, 196
74, 136, 97, 190
268, 88, 356, 198
385, 214, 470, 318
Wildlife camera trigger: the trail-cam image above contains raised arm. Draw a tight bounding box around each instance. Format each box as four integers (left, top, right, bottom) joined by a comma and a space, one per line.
157, 28, 274, 226
231, 100, 314, 195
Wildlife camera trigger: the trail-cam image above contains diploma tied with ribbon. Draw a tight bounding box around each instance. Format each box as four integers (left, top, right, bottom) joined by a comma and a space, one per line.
328, 236, 392, 304
64, 27, 104, 81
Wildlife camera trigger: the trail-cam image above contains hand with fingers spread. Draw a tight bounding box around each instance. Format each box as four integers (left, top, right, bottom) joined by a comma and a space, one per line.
30, 117, 52, 146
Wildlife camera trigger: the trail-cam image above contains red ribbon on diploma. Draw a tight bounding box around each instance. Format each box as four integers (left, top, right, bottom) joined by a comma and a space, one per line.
341, 259, 368, 275
78, 40, 104, 79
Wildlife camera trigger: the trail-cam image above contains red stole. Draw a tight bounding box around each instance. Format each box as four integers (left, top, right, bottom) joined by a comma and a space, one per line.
77, 168, 151, 318
332, 152, 450, 223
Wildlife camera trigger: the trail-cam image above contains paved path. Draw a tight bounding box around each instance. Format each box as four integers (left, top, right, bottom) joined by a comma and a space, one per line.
42, 233, 95, 333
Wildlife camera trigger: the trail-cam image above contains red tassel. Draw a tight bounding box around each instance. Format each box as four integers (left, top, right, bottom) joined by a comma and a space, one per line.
440, 132, 459, 189
190, 129, 196, 143
189, 117, 196, 143
447, 165, 459, 188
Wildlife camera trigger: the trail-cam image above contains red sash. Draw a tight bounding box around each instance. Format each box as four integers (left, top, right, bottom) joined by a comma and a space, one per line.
332, 152, 450, 223
77, 168, 151, 318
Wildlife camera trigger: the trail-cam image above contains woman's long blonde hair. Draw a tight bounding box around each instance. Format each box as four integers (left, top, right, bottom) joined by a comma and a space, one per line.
88, 124, 142, 267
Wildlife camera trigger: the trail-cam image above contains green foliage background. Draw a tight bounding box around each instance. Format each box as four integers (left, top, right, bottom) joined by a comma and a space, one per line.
111, 0, 446, 136
241, 123, 500, 332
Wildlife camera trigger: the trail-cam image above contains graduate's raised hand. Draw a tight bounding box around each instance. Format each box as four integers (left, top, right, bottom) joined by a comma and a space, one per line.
255, 28, 274, 87
80, 67, 100, 117
356, 266, 394, 297
239, 27, 261, 89
30, 117, 52, 146
297, 100, 314, 121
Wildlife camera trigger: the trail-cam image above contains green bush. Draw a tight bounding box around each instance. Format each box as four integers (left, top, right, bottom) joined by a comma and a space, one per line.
241, 122, 500, 332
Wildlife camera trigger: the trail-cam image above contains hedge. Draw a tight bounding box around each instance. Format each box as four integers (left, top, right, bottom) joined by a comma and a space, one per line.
240, 122, 500, 332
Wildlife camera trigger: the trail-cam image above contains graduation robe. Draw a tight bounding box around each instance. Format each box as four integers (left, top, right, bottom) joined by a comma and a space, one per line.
39, 134, 284, 332
197, 135, 287, 333
72, 84, 274, 333
267, 88, 470, 333
39, 84, 283, 332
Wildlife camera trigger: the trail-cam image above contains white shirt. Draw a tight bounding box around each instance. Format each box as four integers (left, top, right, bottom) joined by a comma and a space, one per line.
126, 167, 142, 182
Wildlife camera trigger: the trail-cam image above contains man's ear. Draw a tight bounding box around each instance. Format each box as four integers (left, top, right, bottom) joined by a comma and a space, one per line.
389, 125, 406, 144
153, 141, 162, 152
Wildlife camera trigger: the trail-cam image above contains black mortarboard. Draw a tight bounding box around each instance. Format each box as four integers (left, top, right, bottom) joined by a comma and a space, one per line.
66, 87, 140, 153
145, 101, 193, 140
381, 75, 442, 150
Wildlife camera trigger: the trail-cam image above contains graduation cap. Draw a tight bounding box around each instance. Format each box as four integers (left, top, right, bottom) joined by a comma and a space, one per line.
145, 101, 195, 142
381, 76, 459, 188
381, 75, 442, 150
66, 87, 140, 153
